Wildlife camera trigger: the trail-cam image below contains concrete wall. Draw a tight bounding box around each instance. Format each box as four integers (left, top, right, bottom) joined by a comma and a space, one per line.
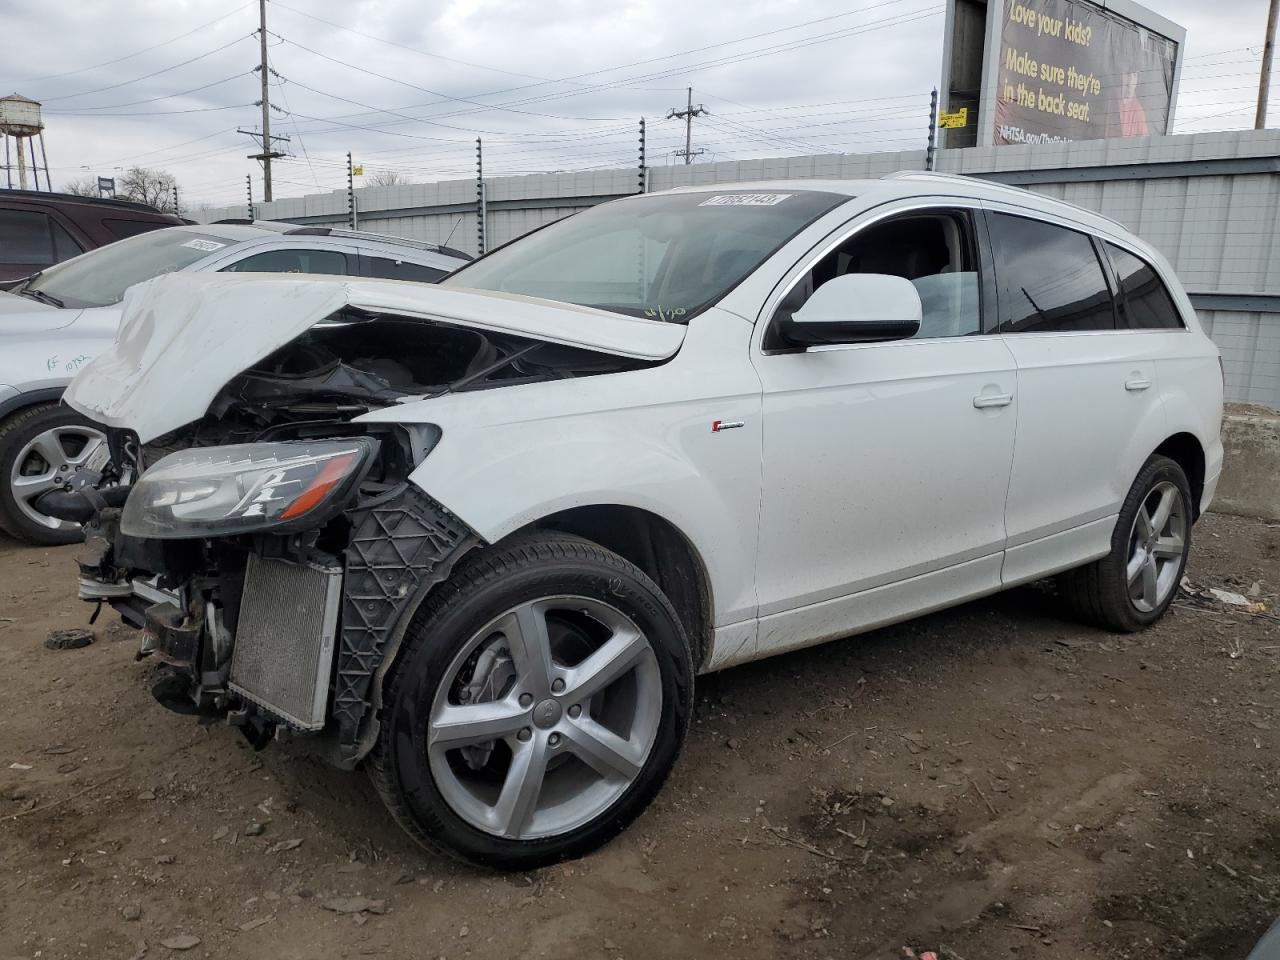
1212, 404, 1280, 521
199, 130, 1280, 408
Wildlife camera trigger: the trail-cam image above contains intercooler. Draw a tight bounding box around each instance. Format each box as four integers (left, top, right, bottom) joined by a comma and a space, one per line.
228, 555, 343, 731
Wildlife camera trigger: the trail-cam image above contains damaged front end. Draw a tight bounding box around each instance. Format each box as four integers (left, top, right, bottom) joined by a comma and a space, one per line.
53, 276, 666, 768
73, 429, 481, 765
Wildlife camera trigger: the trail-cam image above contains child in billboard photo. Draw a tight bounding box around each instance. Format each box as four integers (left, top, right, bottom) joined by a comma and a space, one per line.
1116, 70, 1151, 136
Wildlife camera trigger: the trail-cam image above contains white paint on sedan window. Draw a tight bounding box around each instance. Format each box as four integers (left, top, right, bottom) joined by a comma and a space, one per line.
698, 194, 792, 207
181, 238, 226, 252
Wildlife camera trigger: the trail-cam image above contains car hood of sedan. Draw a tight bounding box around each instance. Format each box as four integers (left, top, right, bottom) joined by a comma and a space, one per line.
0, 289, 86, 334
63, 272, 686, 443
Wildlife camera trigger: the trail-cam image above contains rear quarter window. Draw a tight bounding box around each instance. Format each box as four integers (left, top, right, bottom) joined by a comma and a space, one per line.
1104, 243, 1184, 330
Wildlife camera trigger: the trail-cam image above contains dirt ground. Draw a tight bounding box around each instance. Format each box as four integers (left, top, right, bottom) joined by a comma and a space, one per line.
1, 512, 1277, 960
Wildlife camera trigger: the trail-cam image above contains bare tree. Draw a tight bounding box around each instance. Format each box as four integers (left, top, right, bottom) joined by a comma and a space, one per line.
61, 176, 100, 197
366, 169, 411, 187
117, 166, 178, 211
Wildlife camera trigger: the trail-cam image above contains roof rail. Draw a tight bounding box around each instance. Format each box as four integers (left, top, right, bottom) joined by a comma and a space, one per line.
285, 225, 471, 259
0, 188, 167, 213
881, 170, 1127, 230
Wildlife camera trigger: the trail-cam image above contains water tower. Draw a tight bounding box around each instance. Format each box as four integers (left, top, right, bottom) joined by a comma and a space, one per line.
1, 93, 51, 191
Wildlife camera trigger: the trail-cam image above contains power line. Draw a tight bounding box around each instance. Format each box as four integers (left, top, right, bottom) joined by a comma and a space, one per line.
273, 33, 629, 122
269, 0, 566, 85
42, 73, 250, 112
45, 103, 255, 118
14, 2, 252, 84
278, 0, 928, 132
36, 34, 254, 102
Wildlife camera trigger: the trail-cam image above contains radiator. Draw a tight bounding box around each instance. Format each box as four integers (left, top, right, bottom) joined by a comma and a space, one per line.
228, 555, 343, 731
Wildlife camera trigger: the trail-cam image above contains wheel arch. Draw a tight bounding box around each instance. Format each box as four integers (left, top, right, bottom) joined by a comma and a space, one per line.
0, 386, 65, 423
1152, 432, 1206, 520
513, 503, 716, 672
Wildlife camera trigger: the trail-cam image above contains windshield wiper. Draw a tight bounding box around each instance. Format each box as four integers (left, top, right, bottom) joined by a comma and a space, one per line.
20, 288, 65, 308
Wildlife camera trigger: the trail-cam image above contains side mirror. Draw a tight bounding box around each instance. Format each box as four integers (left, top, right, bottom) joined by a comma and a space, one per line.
779, 273, 922, 347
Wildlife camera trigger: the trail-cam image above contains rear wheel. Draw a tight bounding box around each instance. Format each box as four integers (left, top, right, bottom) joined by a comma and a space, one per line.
1058, 455, 1192, 632
369, 532, 694, 869
0, 403, 108, 545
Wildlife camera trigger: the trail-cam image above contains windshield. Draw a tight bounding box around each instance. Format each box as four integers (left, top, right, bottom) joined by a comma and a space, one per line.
23, 229, 233, 308
442, 190, 846, 321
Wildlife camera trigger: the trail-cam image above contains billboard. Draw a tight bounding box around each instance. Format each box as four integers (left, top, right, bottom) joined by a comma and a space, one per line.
940, 0, 1184, 148
993, 0, 1177, 144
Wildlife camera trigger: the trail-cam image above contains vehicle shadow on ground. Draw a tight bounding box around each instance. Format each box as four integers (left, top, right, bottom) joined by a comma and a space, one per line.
263, 580, 1087, 865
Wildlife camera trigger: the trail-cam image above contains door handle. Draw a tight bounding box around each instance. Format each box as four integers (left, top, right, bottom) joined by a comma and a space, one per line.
973, 393, 1013, 409
1124, 378, 1152, 392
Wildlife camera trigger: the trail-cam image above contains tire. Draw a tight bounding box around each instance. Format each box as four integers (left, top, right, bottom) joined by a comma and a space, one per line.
369, 532, 694, 869
1057, 454, 1193, 632
0, 403, 108, 546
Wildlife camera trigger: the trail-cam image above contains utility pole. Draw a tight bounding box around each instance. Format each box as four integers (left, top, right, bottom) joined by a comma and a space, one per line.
637, 118, 647, 194
1258, 0, 1280, 128
240, 0, 288, 201
475, 138, 486, 256
346, 152, 357, 228
667, 87, 706, 164
926, 87, 939, 171
171, 183, 180, 216
245, 174, 254, 220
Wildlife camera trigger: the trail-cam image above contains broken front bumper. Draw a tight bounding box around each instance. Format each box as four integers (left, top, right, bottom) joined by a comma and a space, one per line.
75, 485, 483, 768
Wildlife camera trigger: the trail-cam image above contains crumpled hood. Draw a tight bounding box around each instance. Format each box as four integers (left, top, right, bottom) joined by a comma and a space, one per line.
64, 272, 686, 443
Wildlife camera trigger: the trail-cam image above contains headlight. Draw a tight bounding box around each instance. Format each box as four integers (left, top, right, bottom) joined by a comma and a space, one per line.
121, 439, 377, 539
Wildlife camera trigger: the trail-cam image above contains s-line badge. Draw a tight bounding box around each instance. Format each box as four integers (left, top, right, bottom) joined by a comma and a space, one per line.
711, 420, 745, 432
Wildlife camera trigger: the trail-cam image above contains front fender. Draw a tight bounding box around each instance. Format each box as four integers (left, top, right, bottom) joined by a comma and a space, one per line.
407, 409, 759, 627
358, 308, 763, 627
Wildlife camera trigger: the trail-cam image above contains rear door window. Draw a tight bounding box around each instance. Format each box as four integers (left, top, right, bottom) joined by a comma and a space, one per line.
221, 248, 351, 275
1104, 243, 1184, 329
987, 213, 1115, 333
364, 255, 447, 284
0, 209, 58, 265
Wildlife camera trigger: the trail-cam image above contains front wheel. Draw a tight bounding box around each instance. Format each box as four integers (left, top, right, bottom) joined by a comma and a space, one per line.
1058, 454, 1193, 632
0, 403, 109, 545
369, 532, 694, 869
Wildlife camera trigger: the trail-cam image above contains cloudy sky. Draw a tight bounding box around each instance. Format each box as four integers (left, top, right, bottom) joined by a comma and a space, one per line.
1, 0, 1274, 211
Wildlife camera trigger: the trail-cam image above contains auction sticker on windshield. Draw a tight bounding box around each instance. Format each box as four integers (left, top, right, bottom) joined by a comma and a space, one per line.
181, 238, 227, 252
698, 194, 792, 207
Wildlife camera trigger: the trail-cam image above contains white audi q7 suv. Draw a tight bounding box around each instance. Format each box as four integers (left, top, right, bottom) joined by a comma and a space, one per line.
57, 173, 1222, 868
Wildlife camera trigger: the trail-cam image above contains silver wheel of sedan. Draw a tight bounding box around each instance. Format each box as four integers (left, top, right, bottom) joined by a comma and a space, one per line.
427, 596, 662, 840
1126, 479, 1186, 613
10, 424, 108, 532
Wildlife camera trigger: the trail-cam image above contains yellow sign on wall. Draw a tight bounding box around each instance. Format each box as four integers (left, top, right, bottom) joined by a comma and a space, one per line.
939, 108, 969, 129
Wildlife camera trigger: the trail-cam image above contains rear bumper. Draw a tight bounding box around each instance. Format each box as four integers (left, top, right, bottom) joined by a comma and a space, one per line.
1201, 436, 1224, 517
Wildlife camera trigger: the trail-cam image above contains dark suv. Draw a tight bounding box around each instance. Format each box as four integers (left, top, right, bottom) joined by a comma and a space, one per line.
0, 190, 186, 282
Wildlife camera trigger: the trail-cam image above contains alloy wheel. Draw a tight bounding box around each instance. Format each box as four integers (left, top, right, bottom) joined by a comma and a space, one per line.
10, 425, 109, 532
1126, 480, 1186, 613
427, 596, 662, 840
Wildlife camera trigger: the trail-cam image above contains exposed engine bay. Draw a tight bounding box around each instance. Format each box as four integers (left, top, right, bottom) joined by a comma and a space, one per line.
56, 308, 653, 767
141, 310, 647, 462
